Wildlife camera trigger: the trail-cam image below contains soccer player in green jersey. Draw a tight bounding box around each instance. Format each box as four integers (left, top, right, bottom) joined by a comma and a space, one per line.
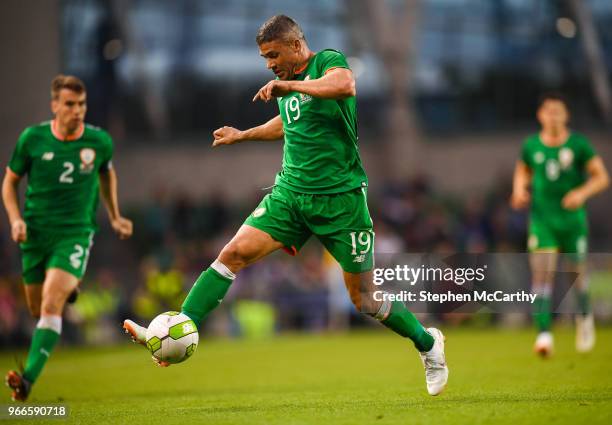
124, 15, 448, 395
511, 93, 609, 357
2, 75, 133, 401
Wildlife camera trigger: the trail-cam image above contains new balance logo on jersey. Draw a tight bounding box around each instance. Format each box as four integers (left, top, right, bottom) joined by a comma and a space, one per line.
534, 152, 544, 164
252, 208, 266, 218
353, 255, 366, 263
42, 152, 54, 161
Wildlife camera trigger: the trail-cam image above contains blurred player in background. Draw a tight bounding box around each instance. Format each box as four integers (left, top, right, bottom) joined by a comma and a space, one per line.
2, 75, 133, 401
511, 93, 609, 357
124, 15, 448, 395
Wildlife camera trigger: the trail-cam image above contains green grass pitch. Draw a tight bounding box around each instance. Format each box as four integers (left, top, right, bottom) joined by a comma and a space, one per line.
1, 327, 611, 424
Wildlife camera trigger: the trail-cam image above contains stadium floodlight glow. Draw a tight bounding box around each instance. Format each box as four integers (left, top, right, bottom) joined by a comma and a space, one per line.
347, 57, 365, 78
556, 18, 577, 38
103, 39, 123, 61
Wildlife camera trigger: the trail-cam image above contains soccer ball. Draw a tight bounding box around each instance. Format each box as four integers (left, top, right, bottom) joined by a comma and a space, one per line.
146, 312, 199, 364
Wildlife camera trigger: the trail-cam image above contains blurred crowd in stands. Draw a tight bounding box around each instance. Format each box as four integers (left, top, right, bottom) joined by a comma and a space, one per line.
1, 174, 610, 347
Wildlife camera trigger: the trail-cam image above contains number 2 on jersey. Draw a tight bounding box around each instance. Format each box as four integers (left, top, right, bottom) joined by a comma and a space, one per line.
59, 162, 74, 183
545, 159, 560, 181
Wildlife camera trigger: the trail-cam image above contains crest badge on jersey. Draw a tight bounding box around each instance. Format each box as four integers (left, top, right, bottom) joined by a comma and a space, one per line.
558, 147, 574, 170
299, 75, 313, 103
79, 148, 96, 174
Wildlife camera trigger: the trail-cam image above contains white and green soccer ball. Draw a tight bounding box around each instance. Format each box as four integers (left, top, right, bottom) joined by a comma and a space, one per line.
146, 312, 199, 364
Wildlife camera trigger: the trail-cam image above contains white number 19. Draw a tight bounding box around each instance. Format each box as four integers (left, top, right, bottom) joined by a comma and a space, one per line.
350, 231, 373, 255
285, 97, 300, 124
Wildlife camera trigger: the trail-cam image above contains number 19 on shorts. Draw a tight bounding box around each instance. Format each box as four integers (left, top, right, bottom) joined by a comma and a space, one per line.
349, 231, 374, 255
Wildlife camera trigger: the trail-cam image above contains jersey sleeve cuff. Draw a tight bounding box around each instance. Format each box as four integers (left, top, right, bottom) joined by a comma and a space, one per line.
324, 66, 350, 75
6, 165, 24, 177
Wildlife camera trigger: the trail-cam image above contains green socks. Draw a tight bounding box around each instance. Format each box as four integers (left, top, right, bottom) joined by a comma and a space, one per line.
576, 290, 591, 317
182, 262, 434, 352
533, 294, 552, 332
181, 260, 235, 328
381, 301, 434, 352
533, 286, 590, 329
23, 316, 62, 384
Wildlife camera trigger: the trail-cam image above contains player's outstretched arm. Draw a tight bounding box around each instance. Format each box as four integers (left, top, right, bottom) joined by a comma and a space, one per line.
253, 68, 355, 102
562, 156, 610, 210
1, 168, 26, 243
510, 160, 532, 210
99, 168, 133, 239
212, 114, 283, 147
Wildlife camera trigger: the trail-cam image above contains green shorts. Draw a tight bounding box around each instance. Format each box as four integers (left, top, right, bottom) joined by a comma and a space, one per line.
20, 228, 95, 284
244, 185, 374, 273
528, 215, 587, 260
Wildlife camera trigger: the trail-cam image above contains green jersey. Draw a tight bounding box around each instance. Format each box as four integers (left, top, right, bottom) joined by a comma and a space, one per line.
521, 132, 596, 226
274, 49, 367, 194
8, 121, 113, 232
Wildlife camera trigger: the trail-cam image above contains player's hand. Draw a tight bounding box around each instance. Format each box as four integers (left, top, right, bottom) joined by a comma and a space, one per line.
562, 189, 586, 210
111, 216, 133, 240
212, 126, 243, 147
253, 80, 291, 102
10, 219, 27, 243
510, 189, 530, 210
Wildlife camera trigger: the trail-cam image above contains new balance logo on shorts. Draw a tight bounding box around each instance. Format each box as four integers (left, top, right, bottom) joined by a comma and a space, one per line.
353, 255, 366, 263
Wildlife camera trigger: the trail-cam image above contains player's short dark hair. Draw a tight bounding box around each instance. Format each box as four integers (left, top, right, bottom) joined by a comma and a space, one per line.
51, 74, 86, 100
538, 92, 568, 109
256, 15, 305, 45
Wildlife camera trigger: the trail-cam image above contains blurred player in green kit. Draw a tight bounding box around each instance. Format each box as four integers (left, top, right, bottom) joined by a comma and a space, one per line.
511, 93, 609, 357
2, 75, 133, 400
123, 15, 448, 396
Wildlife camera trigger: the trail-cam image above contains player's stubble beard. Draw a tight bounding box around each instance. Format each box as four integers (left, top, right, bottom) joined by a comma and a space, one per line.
68, 122, 80, 134
284, 47, 313, 80
549, 125, 561, 138
281, 59, 300, 80
60, 117, 83, 137
543, 123, 568, 145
